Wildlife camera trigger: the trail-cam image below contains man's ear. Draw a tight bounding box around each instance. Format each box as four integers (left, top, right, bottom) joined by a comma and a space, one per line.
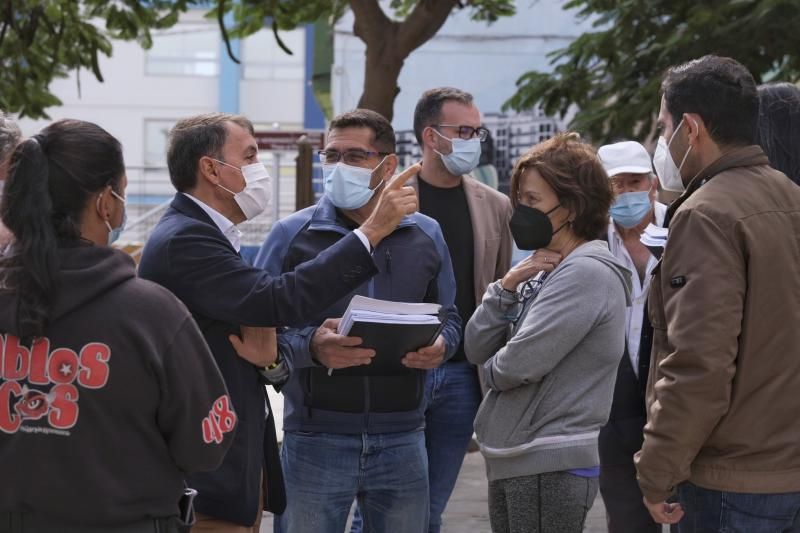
383, 154, 399, 177
198, 155, 219, 185
422, 126, 438, 150
650, 175, 660, 201
684, 113, 704, 144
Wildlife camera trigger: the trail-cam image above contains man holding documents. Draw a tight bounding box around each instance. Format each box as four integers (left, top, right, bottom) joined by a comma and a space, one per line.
255, 109, 461, 533
596, 141, 666, 533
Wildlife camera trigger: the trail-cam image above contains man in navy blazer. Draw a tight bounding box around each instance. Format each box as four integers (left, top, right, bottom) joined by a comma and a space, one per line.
138, 112, 419, 531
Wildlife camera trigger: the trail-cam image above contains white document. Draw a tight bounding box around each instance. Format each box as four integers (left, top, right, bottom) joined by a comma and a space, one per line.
339, 295, 441, 335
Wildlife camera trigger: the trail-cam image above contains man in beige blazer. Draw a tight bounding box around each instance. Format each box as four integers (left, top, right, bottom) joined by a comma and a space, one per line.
411, 87, 513, 533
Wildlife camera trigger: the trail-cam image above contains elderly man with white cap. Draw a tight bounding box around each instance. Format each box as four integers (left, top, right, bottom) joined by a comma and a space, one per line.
596, 140, 667, 533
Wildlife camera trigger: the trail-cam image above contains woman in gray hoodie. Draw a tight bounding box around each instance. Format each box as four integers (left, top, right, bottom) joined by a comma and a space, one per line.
465, 133, 632, 533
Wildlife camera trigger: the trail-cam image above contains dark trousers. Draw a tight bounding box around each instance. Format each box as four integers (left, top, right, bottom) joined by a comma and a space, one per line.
599, 353, 661, 533
600, 459, 661, 533
0, 512, 180, 533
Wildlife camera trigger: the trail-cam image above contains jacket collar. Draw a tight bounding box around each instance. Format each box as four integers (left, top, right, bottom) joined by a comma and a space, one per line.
307, 195, 417, 232
170, 191, 217, 228
666, 145, 770, 223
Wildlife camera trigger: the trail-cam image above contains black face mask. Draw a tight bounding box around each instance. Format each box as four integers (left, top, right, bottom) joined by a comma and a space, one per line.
509, 203, 565, 250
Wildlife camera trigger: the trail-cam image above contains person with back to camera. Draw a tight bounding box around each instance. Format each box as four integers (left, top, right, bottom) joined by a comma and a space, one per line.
756, 81, 800, 185
0, 111, 22, 251
465, 132, 632, 533
0, 119, 235, 532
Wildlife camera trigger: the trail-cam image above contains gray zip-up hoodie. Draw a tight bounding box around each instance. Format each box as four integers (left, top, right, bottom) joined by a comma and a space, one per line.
465, 240, 632, 481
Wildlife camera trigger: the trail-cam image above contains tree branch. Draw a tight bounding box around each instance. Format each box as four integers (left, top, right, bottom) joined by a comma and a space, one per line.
350, 0, 391, 45
217, 0, 240, 64
396, 0, 458, 56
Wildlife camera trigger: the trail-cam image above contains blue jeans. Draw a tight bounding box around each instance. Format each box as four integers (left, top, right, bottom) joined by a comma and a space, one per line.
677, 482, 800, 532
351, 362, 482, 533
423, 361, 483, 533
275, 430, 429, 533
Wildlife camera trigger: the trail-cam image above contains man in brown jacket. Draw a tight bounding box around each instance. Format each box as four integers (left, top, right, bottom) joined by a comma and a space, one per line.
635, 55, 800, 530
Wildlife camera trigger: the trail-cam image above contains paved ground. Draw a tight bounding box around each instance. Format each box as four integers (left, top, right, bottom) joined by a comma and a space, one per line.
259, 390, 665, 532
259, 449, 611, 532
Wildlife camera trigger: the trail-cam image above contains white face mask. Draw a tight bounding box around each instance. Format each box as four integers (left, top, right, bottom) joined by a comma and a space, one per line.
215, 160, 272, 220
653, 118, 693, 192
432, 129, 482, 176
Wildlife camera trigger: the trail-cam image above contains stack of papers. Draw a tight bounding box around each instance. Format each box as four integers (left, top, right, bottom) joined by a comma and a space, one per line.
339, 295, 441, 335
334, 295, 445, 376
640, 223, 668, 248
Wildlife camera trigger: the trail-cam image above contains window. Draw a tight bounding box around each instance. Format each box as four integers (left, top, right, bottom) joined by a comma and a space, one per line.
147, 24, 219, 77
241, 28, 305, 81
144, 119, 176, 167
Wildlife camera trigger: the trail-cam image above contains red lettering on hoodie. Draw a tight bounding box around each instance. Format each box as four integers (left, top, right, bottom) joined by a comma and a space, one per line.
78, 343, 110, 388
0, 381, 22, 434
48, 348, 80, 385
202, 395, 237, 444
2, 335, 30, 381
48, 384, 79, 429
0, 334, 109, 435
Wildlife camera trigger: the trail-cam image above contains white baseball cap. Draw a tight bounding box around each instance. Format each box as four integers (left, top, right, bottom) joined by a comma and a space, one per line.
598, 141, 653, 178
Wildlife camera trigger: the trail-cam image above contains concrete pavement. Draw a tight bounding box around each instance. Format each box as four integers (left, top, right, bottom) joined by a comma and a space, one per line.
260, 389, 666, 532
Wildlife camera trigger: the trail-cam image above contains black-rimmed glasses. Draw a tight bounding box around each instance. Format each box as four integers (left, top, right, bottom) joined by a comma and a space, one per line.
318, 149, 391, 165
434, 124, 490, 142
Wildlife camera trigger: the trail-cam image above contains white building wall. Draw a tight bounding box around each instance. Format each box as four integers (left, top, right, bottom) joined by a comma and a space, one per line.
332, 0, 593, 131
17, 10, 306, 171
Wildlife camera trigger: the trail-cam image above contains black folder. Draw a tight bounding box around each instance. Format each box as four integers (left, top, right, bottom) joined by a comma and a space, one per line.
332, 310, 447, 377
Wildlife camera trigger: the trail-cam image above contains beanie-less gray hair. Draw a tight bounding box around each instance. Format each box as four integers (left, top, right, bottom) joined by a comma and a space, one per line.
0, 111, 22, 163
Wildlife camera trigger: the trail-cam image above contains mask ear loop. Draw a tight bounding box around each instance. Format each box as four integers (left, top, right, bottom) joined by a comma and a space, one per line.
676, 117, 699, 172
369, 156, 390, 191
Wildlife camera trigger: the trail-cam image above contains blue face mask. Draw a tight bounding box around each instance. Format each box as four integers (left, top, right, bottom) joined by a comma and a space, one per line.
323, 158, 386, 210
610, 190, 652, 229
433, 129, 481, 176
103, 190, 127, 245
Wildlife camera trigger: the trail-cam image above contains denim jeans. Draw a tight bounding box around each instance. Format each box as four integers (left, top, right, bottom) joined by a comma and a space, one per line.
351, 362, 481, 533
677, 482, 800, 532
275, 430, 429, 533
423, 361, 483, 533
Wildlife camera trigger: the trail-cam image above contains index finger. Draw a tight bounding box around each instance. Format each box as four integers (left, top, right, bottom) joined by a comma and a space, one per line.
386, 162, 422, 191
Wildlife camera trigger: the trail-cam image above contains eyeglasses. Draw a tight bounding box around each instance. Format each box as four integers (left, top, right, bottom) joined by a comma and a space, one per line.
318, 149, 391, 165
502, 275, 547, 323
433, 124, 490, 142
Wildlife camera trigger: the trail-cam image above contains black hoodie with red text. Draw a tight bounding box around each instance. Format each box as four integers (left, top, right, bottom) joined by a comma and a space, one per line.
0, 243, 235, 526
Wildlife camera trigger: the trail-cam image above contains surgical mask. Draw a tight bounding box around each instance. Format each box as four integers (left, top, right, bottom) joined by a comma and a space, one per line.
509, 204, 565, 250
611, 190, 652, 228
215, 161, 272, 220
433, 129, 481, 176
653, 118, 693, 192
323, 158, 386, 210
103, 190, 126, 245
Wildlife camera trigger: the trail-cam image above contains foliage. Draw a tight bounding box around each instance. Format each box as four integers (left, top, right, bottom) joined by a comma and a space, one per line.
504, 0, 800, 143
3, 0, 515, 119
1, 0, 193, 118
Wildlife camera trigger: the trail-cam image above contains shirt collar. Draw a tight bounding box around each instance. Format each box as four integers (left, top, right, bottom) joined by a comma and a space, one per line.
182, 193, 242, 252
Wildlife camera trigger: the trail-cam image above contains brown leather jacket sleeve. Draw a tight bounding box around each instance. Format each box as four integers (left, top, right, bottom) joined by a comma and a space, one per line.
635, 207, 745, 502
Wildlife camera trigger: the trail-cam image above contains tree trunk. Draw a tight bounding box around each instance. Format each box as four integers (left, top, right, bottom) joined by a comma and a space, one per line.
349, 0, 457, 122
357, 35, 404, 121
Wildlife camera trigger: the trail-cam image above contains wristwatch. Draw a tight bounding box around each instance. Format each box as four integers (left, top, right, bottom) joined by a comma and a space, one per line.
264, 349, 283, 371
